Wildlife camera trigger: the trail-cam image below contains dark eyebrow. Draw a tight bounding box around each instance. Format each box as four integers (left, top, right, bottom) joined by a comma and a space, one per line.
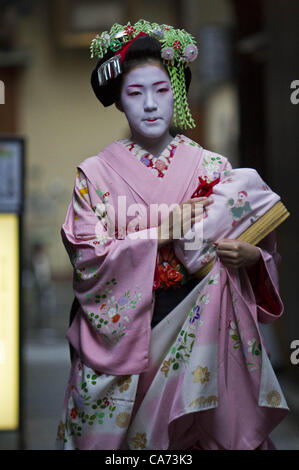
128, 84, 144, 88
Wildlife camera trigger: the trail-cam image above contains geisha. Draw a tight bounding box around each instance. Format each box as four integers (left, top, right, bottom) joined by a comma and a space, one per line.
56, 20, 290, 450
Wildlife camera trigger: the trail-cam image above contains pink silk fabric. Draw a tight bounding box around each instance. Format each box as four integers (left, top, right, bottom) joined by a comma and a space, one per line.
56, 139, 288, 450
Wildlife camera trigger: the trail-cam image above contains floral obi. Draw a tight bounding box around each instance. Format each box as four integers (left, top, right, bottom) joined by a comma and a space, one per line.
153, 244, 192, 290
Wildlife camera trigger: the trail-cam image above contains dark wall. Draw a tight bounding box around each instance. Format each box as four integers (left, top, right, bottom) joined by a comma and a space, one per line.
265, 0, 299, 375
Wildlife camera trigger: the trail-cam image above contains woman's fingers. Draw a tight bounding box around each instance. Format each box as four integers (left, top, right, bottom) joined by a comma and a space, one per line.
216, 249, 239, 259
216, 241, 243, 267
216, 239, 239, 251
182, 196, 213, 207
219, 258, 241, 268
182, 198, 213, 218
218, 256, 241, 267
169, 196, 215, 237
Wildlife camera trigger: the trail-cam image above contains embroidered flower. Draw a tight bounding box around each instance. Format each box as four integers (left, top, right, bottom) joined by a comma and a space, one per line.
131, 432, 147, 449
117, 375, 132, 392
201, 253, 212, 265
118, 295, 129, 306
116, 412, 131, 428
159, 263, 183, 288
192, 365, 210, 384
201, 155, 223, 180
183, 44, 198, 62
201, 293, 210, 304
99, 235, 111, 246
95, 202, 106, 217
120, 135, 182, 178
108, 307, 117, 318
155, 159, 167, 171
213, 171, 221, 180
173, 40, 182, 50
189, 305, 201, 324
266, 390, 282, 407
247, 338, 261, 356
124, 25, 136, 36
229, 321, 241, 349
140, 156, 151, 166
161, 46, 175, 61
208, 273, 219, 284
103, 397, 110, 406
156, 244, 191, 290
107, 295, 116, 305
112, 314, 120, 323
160, 357, 172, 378
189, 395, 218, 408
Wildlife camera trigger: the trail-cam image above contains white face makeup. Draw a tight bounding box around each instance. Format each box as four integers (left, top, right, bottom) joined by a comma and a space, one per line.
119, 63, 174, 142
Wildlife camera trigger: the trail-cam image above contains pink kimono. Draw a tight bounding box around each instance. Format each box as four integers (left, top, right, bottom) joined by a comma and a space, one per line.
56, 137, 289, 450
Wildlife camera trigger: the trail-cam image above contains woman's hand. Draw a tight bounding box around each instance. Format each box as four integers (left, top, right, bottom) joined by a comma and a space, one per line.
157, 197, 214, 248
214, 238, 261, 268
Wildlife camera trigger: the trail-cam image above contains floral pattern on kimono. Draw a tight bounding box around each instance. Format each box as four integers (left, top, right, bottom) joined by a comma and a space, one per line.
118, 134, 202, 178
119, 134, 230, 291
61, 164, 159, 375
56, 137, 288, 450
125, 256, 288, 451
57, 355, 140, 450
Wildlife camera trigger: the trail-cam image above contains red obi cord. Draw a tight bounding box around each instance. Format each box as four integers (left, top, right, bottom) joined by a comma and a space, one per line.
153, 176, 220, 290
114, 32, 148, 63
191, 176, 220, 199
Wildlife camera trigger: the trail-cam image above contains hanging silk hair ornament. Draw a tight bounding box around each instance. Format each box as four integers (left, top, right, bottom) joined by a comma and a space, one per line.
90, 20, 199, 130
97, 54, 122, 85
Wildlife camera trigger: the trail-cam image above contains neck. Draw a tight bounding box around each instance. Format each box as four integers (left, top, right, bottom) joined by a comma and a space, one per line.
129, 131, 174, 158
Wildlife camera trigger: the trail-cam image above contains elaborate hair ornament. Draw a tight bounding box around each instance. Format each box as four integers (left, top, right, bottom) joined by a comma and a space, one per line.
90, 20, 199, 129
97, 54, 121, 86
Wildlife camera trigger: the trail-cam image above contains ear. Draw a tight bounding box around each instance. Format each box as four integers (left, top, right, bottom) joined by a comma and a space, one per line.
115, 100, 123, 112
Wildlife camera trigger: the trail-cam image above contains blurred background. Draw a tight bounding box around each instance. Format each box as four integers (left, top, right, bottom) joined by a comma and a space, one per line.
0, 0, 298, 450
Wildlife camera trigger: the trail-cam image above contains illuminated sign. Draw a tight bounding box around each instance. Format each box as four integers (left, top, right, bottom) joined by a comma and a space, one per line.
0, 214, 19, 429
0, 80, 4, 104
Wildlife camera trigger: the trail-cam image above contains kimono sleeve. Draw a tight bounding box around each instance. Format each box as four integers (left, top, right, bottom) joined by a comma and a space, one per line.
246, 230, 284, 324
61, 168, 158, 374
173, 158, 285, 325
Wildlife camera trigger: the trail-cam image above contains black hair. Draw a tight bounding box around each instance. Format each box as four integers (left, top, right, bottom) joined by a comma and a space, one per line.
91, 35, 191, 107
